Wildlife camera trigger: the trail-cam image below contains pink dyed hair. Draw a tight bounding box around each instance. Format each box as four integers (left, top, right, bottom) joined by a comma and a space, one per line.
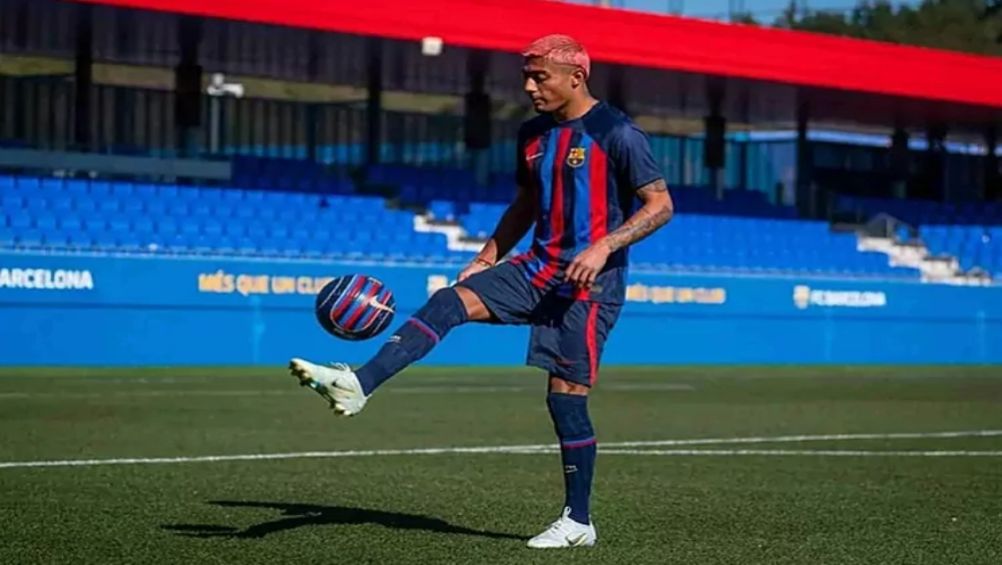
522, 34, 590, 79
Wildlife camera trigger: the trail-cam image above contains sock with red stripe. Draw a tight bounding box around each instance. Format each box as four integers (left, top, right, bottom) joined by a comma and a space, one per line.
355, 288, 468, 395
547, 392, 596, 525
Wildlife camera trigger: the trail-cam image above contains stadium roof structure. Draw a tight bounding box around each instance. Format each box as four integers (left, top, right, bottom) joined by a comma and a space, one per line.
76, 0, 1002, 133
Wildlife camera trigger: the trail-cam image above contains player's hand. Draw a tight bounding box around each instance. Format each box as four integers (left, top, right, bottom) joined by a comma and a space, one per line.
566, 245, 610, 289
457, 257, 493, 282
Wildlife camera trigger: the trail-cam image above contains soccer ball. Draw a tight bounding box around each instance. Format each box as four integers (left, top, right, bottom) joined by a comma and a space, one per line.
315, 275, 396, 341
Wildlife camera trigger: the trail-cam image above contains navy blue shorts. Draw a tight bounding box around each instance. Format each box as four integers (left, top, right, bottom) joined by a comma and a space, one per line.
457, 262, 622, 386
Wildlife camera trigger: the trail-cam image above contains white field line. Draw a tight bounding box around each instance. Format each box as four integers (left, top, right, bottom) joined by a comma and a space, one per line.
2, 430, 1001, 470
600, 449, 1002, 457
0, 383, 694, 399
601, 429, 1002, 448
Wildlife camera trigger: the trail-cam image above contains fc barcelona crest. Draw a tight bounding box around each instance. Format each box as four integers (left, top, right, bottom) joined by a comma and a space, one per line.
567, 147, 587, 168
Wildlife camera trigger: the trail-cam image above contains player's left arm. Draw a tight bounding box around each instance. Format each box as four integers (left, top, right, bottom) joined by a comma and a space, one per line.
565, 180, 673, 288
601, 179, 673, 252
566, 125, 674, 289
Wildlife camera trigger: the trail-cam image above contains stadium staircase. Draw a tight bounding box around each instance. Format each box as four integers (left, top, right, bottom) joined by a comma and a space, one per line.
837, 195, 999, 285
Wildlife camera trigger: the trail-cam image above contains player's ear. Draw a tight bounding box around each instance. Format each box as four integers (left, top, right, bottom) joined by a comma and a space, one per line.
570, 68, 585, 88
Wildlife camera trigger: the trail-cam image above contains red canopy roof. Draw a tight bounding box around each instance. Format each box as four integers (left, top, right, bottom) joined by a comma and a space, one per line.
76, 0, 1002, 109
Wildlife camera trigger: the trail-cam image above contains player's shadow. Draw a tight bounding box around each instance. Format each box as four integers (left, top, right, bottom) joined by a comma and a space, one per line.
162, 500, 526, 541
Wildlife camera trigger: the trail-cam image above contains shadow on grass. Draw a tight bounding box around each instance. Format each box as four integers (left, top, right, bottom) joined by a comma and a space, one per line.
163, 500, 526, 541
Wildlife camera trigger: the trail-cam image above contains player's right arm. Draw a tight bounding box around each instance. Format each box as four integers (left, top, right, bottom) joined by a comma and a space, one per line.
458, 183, 535, 281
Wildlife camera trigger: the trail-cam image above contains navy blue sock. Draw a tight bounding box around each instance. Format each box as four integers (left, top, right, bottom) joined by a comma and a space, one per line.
355, 288, 468, 395
547, 392, 596, 525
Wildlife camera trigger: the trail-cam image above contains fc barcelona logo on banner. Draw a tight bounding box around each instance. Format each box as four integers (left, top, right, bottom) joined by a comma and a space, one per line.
567, 147, 587, 168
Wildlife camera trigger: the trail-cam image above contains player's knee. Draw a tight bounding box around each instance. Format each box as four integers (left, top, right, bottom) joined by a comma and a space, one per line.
454, 285, 491, 321
548, 374, 590, 396
413, 287, 469, 337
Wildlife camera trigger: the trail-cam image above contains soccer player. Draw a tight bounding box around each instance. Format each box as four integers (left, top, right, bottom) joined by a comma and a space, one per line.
289, 34, 673, 548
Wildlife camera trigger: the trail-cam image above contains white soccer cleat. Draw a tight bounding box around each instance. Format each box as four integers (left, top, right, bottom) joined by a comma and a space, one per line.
526, 507, 597, 549
288, 357, 368, 416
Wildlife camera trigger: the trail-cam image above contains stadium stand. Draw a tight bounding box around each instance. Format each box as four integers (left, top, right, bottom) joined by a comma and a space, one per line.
0, 164, 921, 279
836, 194, 1002, 275
838, 194, 1002, 227
919, 225, 1002, 275
452, 201, 913, 278
389, 165, 916, 278
0, 174, 460, 263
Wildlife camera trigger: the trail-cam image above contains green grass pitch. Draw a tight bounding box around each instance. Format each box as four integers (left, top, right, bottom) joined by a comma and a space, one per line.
1, 366, 1001, 564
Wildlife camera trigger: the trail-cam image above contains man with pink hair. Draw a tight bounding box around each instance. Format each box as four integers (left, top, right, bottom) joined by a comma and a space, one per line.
289, 33, 673, 549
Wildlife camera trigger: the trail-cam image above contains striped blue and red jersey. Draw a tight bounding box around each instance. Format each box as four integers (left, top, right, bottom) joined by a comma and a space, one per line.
510, 101, 663, 304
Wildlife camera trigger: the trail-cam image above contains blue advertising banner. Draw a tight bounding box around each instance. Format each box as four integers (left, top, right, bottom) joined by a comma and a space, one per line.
1, 251, 1000, 366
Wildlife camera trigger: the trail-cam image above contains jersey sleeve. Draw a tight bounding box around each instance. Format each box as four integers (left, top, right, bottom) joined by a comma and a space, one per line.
611, 124, 663, 193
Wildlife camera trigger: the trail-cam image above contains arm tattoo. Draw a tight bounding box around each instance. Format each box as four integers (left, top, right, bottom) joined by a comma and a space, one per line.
601, 179, 673, 253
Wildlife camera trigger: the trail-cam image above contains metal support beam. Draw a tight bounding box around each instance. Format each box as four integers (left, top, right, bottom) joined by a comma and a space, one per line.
365, 37, 383, 168
607, 65, 627, 116
74, 3, 93, 151
986, 126, 1000, 201
925, 123, 947, 201
465, 50, 491, 183
174, 16, 203, 157
704, 81, 726, 198
890, 127, 910, 200
795, 101, 812, 218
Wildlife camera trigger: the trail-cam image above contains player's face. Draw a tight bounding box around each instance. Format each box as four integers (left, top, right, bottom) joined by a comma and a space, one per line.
522, 57, 579, 113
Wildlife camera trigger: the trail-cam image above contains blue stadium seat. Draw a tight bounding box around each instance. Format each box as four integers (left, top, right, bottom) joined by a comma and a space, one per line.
235, 237, 259, 254
0, 227, 15, 247
58, 216, 82, 232
180, 222, 200, 237
71, 199, 95, 214
221, 189, 244, 204
10, 215, 32, 230
203, 221, 224, 237
133, 184, 158, 200
122, 198, 144, 215
16, 177, 41, 192
17, 230, 44, 247
224, 224, 247, 238
34, 214, 57, 231
110, 183, 133, 198
156, 219, 179, 235
134, 218, 155, 234
1, 195, 23, 210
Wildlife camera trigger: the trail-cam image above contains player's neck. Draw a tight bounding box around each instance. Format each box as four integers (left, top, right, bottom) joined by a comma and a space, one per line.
552, 96, 599, 123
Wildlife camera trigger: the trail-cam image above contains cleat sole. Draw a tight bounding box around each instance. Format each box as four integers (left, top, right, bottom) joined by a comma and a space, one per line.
288, 359, 337, 408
